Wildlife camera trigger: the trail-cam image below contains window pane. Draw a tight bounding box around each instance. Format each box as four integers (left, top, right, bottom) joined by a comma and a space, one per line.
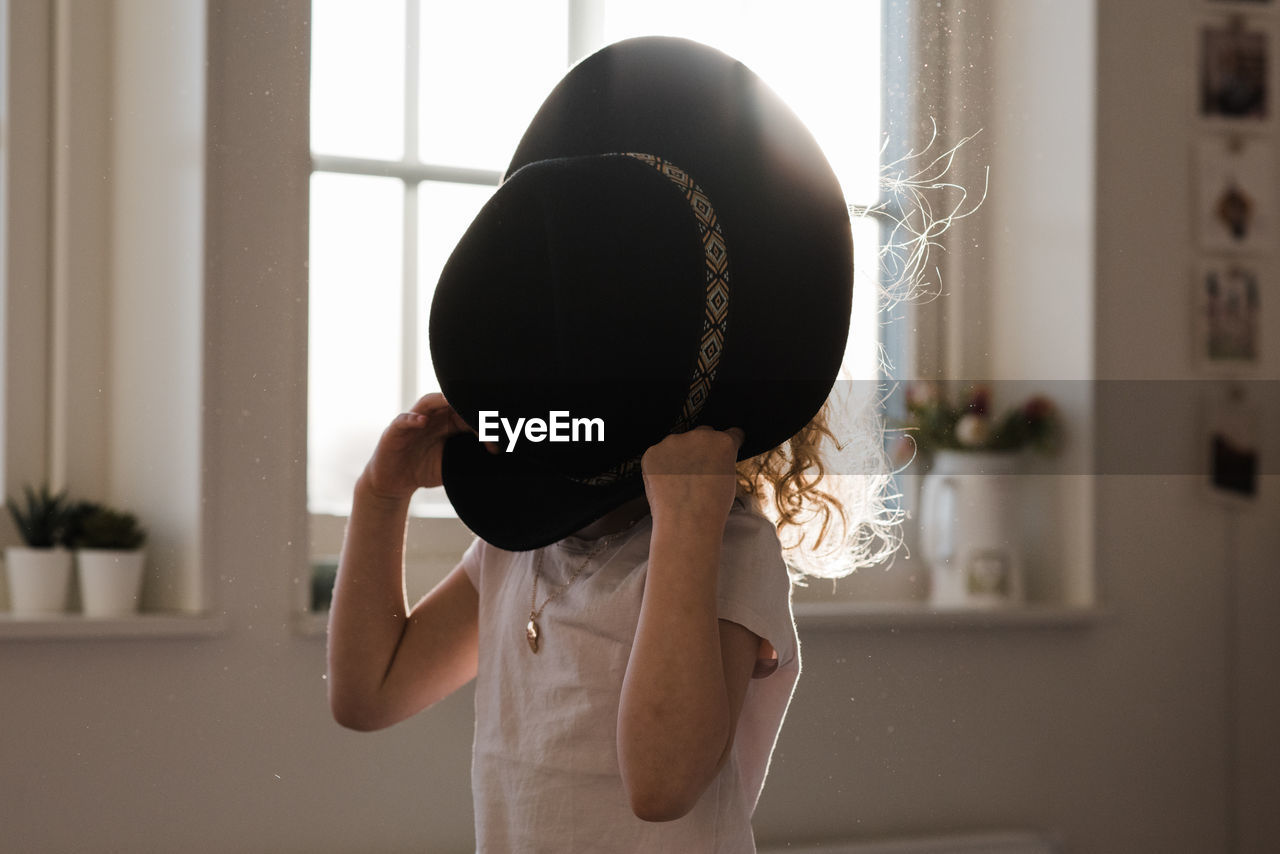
847, 215, 882, 381
309, 173, 405, 515
407, 181, 497, 516
601, 0, 883, 381
307, 1, 888, 521
600, 0, 881, 206
416, 181, 496, 396
419, 1, 569, 170
311, 0, 406, 160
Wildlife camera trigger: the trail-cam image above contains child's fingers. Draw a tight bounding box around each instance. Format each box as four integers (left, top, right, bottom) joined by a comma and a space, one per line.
392, 411, 429, 430
448, 408, 476, 436
410, 392, 450, 416
688, 424, 745, 454
691, 424, 743, 440
642, 426, 743, 476
381, 413, 430, 453
404, 393, 475, 437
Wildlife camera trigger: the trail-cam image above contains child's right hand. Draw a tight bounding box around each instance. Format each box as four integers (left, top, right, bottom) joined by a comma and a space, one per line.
360, 393, 472, 502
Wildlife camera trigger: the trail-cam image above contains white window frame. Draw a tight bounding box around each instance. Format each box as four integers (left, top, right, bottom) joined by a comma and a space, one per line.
308, 1, 604, 422
304, 1, 899, 614
306, 0, 621, 608
1, 0, 211, 628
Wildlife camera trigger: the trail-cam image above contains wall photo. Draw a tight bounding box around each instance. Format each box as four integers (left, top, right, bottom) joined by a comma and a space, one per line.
1204, 384, 1261, 501
1194, 257, 1263, 368
1198, 14, 1273, 122
1195, 134, 1276, 251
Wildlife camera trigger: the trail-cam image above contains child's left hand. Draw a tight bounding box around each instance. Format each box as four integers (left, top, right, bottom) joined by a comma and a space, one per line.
640, 426, 744, 527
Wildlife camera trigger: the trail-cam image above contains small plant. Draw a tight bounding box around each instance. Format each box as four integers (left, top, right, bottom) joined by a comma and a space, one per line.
70, 503, 147, 551
6, 485, 73, 548
894, 383, 1063, 464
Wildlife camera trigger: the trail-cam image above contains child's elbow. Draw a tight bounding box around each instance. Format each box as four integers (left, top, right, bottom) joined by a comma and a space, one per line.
627, 782, 702, 823
329, 692, 392, 732
332, 708, 383, 733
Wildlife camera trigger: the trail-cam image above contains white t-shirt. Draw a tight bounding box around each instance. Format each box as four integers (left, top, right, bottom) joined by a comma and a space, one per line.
460, 501, 800, 853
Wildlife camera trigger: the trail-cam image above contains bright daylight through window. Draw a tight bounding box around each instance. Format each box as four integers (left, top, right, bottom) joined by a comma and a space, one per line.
308, 0, 883, 517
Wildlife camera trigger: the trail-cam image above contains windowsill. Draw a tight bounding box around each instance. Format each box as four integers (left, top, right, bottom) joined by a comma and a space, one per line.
290, 602, 1106, 639
0, 612, 228, 641
794, 600, 1106, 630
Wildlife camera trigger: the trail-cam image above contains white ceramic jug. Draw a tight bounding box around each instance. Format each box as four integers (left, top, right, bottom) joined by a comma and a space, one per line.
919, 450, 1025, 608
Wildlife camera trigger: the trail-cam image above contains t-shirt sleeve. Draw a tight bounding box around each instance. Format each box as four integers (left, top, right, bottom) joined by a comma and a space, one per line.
715, 501, 796, 675
459, 536, 485, 591
715, 500, 800, 810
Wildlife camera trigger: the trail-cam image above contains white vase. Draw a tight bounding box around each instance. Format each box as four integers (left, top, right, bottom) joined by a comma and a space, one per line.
919, 450, 1025, 608
4, 546, 74, 615
77, 549, 146, 617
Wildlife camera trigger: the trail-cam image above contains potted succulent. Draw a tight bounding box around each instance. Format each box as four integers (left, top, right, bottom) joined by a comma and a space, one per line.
5, 485, 75, 615
70, 502, 148, 617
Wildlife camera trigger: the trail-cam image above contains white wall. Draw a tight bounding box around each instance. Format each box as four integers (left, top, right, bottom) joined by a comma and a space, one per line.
0, 1, 1276, 852
977, 0, 1097, 607
984, 0, 1094, 385
110, 0, 206, 612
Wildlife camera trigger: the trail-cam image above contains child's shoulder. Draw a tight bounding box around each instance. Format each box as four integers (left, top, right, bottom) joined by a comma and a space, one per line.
727, 494, 778, 532
724, 496, 786, 559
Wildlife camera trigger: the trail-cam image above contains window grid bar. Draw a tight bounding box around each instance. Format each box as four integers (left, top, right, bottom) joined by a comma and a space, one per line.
401, 182, 419, 410
404, 0, 420, 161
310, 154, 503, 187
400, 0, 421, 410
567, 0, 604, 65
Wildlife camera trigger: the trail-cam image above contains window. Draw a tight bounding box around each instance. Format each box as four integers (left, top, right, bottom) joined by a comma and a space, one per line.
1, 0, 210, 626
308, 1, 885, 522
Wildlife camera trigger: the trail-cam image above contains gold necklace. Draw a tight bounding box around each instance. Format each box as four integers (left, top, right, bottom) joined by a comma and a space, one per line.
525, 522, 640, 654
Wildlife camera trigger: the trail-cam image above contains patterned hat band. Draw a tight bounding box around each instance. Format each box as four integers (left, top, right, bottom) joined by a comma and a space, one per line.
569, 153, 731, 487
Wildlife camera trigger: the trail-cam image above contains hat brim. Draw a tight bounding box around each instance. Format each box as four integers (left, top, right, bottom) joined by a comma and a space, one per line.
442, 433, 644, 551
436, 36, 852, 551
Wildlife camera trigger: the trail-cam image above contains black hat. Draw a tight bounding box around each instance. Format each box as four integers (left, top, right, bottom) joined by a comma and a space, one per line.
429, 36, 852, 551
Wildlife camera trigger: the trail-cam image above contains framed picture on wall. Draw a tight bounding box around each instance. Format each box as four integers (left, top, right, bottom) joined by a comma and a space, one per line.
1195, 134, 1276, 251
1194, 256, 1262, 370
1203, 384, 1261, 503
1204, 0, 1275, 11
1196, 14, 1274, 123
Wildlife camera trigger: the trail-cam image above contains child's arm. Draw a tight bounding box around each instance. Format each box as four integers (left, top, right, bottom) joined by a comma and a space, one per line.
326, 394, 480, 731
618, 426, 762, 822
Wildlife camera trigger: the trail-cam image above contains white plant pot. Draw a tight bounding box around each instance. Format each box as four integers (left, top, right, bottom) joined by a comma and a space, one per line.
4, 546, 74, 615
77, 549, 146, 617
919, 450, 1026, 608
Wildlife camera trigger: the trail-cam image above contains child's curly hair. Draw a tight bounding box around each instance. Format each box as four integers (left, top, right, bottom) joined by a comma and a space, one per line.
736, 125, 983, 580
736, 389, 901, 580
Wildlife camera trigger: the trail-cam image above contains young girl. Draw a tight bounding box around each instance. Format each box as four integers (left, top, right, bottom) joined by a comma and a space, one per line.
327, 36, 895, 852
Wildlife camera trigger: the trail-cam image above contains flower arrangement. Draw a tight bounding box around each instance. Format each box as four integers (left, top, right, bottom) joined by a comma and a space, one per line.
894, 382, 1062, 463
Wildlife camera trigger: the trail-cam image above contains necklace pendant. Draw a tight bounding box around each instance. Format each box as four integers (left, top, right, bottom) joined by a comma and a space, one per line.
526, 618, 540, 653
